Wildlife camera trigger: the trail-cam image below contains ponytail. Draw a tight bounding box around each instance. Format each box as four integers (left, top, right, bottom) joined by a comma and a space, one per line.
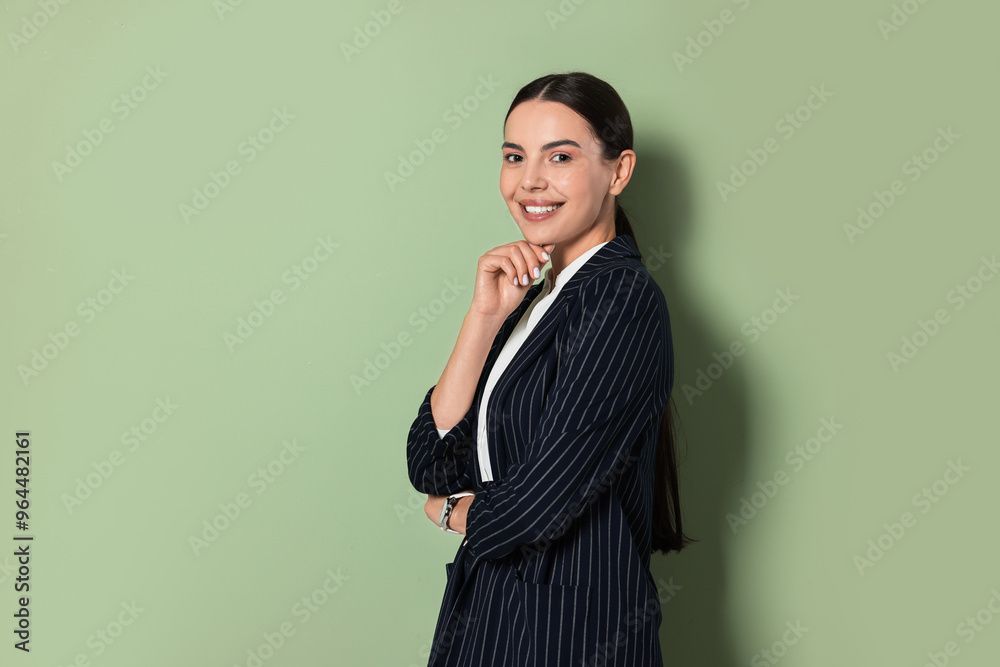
615, 201, 695, 555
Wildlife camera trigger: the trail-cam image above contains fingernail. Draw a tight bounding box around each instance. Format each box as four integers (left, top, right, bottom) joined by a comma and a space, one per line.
521, 273, 528, 285
533, 267, 540, 278
542, 251, 549, 260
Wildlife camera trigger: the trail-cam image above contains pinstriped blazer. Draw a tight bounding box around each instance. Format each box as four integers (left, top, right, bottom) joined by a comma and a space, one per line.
407, 233, 674, 667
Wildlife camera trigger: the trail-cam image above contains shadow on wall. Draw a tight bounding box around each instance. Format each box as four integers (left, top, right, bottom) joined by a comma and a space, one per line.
628, 138, 747, 667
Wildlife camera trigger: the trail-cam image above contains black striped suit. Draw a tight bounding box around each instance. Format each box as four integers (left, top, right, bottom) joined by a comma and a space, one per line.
407, 233, 674, 666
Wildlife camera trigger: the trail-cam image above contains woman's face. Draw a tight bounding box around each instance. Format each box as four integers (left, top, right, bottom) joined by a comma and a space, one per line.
500, 99, 629, 250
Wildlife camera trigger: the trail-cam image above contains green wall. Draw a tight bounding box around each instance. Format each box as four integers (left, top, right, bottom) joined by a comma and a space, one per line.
2, 0, 997, 665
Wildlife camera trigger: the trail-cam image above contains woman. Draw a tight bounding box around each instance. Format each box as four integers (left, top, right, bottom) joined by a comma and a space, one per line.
406, 71, 692, 667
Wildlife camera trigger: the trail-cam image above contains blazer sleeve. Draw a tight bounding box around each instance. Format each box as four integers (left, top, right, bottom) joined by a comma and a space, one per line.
463, 267, 668, 561
406, 384, 477, 495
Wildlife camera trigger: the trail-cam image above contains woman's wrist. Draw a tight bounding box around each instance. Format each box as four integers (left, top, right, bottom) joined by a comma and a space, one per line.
464, 307, 506, 336
424, 493, 475, 535
447, 494, 474, 535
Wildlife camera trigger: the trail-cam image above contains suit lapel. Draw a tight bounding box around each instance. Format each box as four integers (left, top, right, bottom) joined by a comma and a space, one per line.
478, 234, 643, 468
471, 281, 546, 432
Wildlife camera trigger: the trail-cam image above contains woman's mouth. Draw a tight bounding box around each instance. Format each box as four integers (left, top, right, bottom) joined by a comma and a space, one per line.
521, 202, 564, 221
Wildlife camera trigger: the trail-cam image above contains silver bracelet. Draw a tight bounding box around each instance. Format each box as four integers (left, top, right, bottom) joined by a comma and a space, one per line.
437, 491, 474, 534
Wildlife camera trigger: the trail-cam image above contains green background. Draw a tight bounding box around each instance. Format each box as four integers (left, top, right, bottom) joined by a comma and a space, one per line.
2, 0, 997, 665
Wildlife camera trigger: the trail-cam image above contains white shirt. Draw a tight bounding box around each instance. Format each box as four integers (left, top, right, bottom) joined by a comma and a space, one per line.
437, 242, 610, 481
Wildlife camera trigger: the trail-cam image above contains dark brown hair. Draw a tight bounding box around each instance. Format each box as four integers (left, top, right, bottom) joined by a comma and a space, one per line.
503, 71, 694, 555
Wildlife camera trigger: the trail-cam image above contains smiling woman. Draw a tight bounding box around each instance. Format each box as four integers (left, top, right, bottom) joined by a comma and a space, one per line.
406, 71, 693, 667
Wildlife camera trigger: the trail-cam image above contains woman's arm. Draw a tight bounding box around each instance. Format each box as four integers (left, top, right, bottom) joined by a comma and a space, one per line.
409, 310, 504, 499
407, 240, 552, 496
407, 312, 501, 496
429, 310, 505, 431
413, 312, 499, 524
432, 239, 553, 428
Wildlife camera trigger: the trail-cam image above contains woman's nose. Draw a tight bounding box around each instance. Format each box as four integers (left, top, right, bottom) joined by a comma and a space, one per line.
521, 162, 546, 189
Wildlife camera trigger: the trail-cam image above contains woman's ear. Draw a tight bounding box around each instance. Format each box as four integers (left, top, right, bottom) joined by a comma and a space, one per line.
609, 150, 636, 196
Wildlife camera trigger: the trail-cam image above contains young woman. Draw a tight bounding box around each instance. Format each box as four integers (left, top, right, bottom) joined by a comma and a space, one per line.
406, 71, 692, 667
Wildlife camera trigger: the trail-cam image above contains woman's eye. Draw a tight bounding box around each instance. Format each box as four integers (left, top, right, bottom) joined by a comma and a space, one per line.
502, 153, 570, 163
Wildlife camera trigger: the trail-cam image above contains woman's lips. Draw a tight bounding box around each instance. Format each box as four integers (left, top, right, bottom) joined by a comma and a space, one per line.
520, 202, 564, 221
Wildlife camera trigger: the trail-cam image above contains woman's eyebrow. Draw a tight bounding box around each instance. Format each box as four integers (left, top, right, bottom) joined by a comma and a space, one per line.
501, 139, 582, 152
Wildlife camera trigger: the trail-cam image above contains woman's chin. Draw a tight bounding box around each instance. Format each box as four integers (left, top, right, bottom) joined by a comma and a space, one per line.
514, 225, 554, 247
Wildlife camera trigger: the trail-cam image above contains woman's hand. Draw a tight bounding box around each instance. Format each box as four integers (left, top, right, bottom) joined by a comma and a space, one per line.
424, 492, 475, 535
470, 241, 554, 324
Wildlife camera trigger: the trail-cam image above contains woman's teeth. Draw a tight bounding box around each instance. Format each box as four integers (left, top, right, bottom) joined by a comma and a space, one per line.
525, 204, 563, 213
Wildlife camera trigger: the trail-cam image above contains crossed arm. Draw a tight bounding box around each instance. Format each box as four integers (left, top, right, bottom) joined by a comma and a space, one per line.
423, 493, 474, 534
408, 268, 668, 558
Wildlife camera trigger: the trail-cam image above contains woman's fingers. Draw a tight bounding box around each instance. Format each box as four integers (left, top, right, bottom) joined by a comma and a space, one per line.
496, 244, 530, 287
489, 241, 553, 287
470, 240, 556, 320
519, 241, 554, 284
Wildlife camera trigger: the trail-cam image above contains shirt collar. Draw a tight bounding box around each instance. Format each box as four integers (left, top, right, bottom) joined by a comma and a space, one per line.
542, 241, 610, 297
